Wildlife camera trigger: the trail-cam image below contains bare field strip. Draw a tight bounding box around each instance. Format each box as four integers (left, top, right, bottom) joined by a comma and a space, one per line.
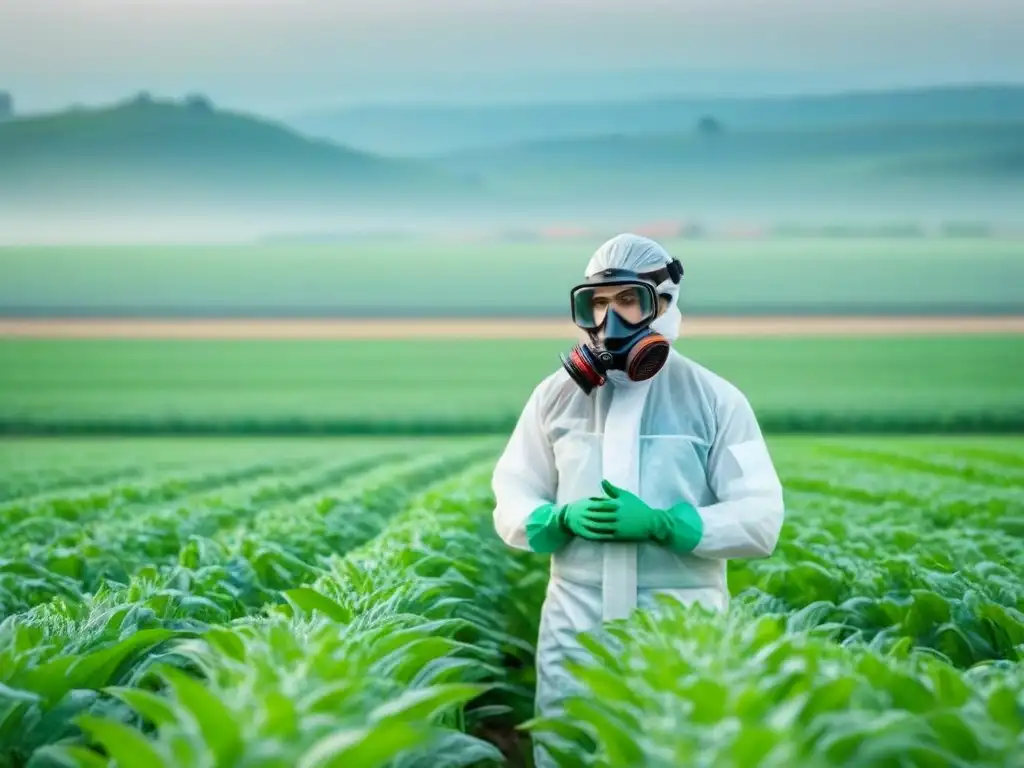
1, 316, 1024, 340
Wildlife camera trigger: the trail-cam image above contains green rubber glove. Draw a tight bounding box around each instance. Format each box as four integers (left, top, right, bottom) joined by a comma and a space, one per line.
659, 501, 703, 554
524, 496, 619, 552
600, 479, 703, 554
598, 479, 660, 541
524, 503, 572, 554
561, 497, 619, 541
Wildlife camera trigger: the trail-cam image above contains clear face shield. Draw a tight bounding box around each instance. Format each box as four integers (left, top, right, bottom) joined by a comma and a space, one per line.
570, 281, 659, 335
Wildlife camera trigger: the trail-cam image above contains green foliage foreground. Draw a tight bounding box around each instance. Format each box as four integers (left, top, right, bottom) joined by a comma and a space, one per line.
0, 436, 1020, 766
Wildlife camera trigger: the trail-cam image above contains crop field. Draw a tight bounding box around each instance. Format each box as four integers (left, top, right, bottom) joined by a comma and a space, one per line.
2, 237, 1022, 317
0, 434, 1021, 767
2, 335, 1023, 435
2, 230, 1022, 765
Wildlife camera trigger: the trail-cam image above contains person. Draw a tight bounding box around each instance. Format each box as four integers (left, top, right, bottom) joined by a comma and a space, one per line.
490, 233, 785, 767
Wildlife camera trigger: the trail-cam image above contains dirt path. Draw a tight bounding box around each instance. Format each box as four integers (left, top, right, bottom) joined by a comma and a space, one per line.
1, 316, 1023, 339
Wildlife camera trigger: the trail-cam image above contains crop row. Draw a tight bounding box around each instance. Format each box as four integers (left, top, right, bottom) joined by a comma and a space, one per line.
520, 439, 1024, 765
1, 444, 495, 645
524, 601, 1024, 766
0, 458, 316, 555
7, 411, 1024, 438
2, 437, 1022, 767
0, 465, 154, 506
1, 455, 358, 618
2, 446, 511, 765
732, 442, 1024, 669
3, 451, 410, 601
0, 441, 509, 620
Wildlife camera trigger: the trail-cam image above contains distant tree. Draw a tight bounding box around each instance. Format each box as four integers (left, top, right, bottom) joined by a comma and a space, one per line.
697, 115, 723, 137
132, 91, 154, 106
941, 221, 992, 238
0, 91, 12, 120
185, 93, 214, 114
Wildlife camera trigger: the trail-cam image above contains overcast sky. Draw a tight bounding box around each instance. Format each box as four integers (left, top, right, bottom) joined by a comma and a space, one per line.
3, 0, 1024, 115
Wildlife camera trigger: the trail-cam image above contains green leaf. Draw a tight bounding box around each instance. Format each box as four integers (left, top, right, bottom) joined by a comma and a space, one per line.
23, 689, 100, 755
0, 682, 42, 706
798, 677, 858, 724
904, 590, 952, 637
985, 685, 1022, 730
530, 735, 590, 768
159, 667, 242, 764
0, 700, 30, 748
563, 697, 646, 765
570, 665, 639, 715
884, 673, 936, 713
381, 637, 466, 682
281, 587, 353, 623
370, 684, 488, 723
728, 724, 783, 766
66, 629, 178, 693
575, 632, 621, 668
519, 713, 592, 744
202, 627, 247, 661
74, 714, 170, 768
297, 721, 429, 768
933, 623, 976, 668
681, 678, 729, 725
785, 601, 837, 633
298, 679, 361, 715
260, 690, 299, 739
26, 744, 110, 768
103, 686, 179, 729
11, 655, 79, 706
925, 662, 971, 708
400, 730, 505, 768
410, 657, 486, 688
927, 711, 981, 761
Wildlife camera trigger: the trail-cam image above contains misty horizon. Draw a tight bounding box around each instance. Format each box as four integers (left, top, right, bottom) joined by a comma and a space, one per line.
3, 0, 1022, 244
4, 0, 1024, 115
5, 77, 1024, 130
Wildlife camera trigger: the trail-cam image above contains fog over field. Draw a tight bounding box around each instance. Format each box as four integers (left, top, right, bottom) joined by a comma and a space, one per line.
2, 1, 1023, 241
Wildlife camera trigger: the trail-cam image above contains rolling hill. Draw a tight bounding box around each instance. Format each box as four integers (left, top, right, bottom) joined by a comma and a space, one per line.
2, 88, 1023, 240
0, 95, 476, 216
435, 120, 1024, 215
292, 84, 1024, 156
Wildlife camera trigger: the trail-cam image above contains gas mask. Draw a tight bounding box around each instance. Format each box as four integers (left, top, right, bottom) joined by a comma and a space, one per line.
560, 258, 684, 394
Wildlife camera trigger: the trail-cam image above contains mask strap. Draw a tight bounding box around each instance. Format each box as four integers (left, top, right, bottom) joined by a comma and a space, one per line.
637, 258, 683, 287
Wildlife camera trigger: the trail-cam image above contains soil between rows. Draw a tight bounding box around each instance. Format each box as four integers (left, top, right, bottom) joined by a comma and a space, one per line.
2, 316, 1023, 339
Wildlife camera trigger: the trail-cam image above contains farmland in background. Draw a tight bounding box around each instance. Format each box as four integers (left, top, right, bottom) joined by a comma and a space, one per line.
1, 336, 1023, 436
2, 237, 1022, 317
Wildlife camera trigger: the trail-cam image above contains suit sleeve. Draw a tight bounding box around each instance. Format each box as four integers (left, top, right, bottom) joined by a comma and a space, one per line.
491, 382, 559, 551
690, 388, 785, 560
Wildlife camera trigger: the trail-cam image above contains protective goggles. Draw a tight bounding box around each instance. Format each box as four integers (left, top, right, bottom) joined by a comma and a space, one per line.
569, 259, 684, 331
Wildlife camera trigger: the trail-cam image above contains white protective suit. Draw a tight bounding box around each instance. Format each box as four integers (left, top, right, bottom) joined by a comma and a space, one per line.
491, 234, 785, 767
